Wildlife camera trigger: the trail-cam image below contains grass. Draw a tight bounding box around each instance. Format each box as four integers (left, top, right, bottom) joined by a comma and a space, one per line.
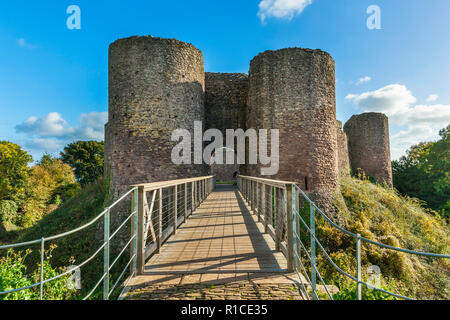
0, 178, 124, 299
310, 175, 450, 300
1, 174, 448, 300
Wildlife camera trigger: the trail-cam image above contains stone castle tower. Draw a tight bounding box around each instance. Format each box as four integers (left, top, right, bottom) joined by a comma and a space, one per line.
105, 36, 393, 209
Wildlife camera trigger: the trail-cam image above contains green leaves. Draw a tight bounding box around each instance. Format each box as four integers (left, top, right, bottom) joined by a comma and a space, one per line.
392, 125, 450, 219
60, 141, 104, 186
0, 141, 32, 205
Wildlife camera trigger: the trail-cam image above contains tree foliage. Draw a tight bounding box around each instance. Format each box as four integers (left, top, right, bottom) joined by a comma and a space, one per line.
20, 155, 80, 227
60, 141, 104, 186
0, 141, 32, 205
392, 125, 450, 218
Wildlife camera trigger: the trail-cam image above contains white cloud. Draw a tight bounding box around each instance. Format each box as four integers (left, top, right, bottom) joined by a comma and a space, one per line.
258, 0, 313, 22
16, 38, 36, 49
356, 76, 371, 85
16, 112, 107, 152
346, 84, 450, 159
426, 94, 438, 103
345, 84, 418, 123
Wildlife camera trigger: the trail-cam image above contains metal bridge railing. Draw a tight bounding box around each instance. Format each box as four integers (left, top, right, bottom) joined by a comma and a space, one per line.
237, 175, 450, 300
0, 175, 214, 300
131, 176, 214, 275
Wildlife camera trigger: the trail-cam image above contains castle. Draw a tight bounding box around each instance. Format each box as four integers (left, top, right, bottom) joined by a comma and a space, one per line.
105, 36, 392, 212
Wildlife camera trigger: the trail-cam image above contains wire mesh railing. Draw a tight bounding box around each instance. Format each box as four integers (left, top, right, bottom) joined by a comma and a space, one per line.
0, 175, 214, 300
0, 187, 137, 300
131, 176, 214, 275
237, 175, 450, 300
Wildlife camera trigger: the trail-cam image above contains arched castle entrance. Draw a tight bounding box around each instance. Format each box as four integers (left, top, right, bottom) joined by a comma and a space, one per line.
208, 147, 241, 183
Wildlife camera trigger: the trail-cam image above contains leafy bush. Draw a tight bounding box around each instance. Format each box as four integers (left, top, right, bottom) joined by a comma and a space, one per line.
0, 141, 32, 206
0, 200, 18, 225
311, 175, 450, 300
19, 155, 80, 228
332, 282, 396, 300
60, 141, 104, 186
0, 246, 75, 300
393, 125, 449, 218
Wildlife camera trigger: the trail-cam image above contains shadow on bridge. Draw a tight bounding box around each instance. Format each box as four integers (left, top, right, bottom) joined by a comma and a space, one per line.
141, 184, 287, 275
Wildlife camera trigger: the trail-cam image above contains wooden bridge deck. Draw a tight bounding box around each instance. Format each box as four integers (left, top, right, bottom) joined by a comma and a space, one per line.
145, 184, 287, 273
124, 185, 304, 300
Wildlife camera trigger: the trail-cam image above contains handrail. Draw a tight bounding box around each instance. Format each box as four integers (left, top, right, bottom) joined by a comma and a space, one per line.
236, 175, 449, 301
0, 175, 215, 300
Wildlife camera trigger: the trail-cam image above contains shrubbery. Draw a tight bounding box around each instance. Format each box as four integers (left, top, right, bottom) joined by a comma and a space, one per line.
0, 246, 75, 300
393, 125, 449, 219
312, 175, 450, 300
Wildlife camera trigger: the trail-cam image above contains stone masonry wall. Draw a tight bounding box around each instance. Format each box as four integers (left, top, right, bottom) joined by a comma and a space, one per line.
344, 112, 393, 187
336, 120, 350, 176
246, 48, 338, 213
105, 36, 206, 200
205, 73, 248, 180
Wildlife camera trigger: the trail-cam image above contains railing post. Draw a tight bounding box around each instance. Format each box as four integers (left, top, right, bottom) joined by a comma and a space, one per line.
173, 185, 178, 235
131, 189, 138, 274
191, 182, 194, 214
103, 208, 110, 299
251, 181, 255, 212
157, 188, 162, 253
292, 186, 298, 271
202, 179, 205, 200
262, 184, 267, 231
195, 181, 199, 207
310, 204, 317, 300
269, 186, 273, 229
286, 184, 294, 272
184, 183, 187, 223
39, 237, 45, 300
275, 188, 282, 251
256, 183, 261, 221
357, 234, 362, 300
137, 186, 145, 275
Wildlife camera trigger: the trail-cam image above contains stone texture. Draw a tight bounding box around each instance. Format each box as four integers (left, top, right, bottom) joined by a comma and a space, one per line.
105, 36, 206, 202
205, 73, 248, 181
344, 113, 393, 187
246, 48, 338, 213
126, 282, 303, 300
336, 120, 350, 176
104, 36, 392, 217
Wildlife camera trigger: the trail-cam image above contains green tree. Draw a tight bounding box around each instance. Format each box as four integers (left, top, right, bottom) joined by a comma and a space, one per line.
21, 155, 80, 227
0, 141, 32, 205
60, 141, 104, 186
393, 125, 450, 218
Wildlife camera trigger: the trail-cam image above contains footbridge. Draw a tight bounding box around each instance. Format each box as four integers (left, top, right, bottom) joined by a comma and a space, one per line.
1, 175, 448, 300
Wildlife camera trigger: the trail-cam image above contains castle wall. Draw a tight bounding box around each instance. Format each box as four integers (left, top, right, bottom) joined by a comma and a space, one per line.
205, 73, 248, 180
205, 73, 248, 132
336, 120, 350, 176
344, 112, 393, 187
105, 36, 206, 199
246, 48, 338, 213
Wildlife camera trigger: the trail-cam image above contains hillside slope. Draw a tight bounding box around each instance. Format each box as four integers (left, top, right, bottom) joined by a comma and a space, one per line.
314, 175, 449, 299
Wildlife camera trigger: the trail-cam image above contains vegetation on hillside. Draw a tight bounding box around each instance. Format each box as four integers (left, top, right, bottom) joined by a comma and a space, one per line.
0, 140, 108, 299
393, 125, 449, 219
60, 141, 104, 186
306, 174, 449, 300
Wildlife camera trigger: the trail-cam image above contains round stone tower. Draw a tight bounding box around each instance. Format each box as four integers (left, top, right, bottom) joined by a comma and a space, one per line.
246, 48, 338, 213
105, 36, 206, 199
344, 112, 393, 187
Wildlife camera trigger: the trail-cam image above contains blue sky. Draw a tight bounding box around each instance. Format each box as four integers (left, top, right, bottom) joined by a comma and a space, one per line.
0, 0, 449, 161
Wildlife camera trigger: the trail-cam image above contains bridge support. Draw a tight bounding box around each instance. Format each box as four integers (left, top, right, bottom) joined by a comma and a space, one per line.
137, 186, 145, 275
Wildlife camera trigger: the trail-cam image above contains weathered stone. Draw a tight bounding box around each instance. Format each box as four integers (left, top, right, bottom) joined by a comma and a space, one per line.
344, 113, 393, 187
